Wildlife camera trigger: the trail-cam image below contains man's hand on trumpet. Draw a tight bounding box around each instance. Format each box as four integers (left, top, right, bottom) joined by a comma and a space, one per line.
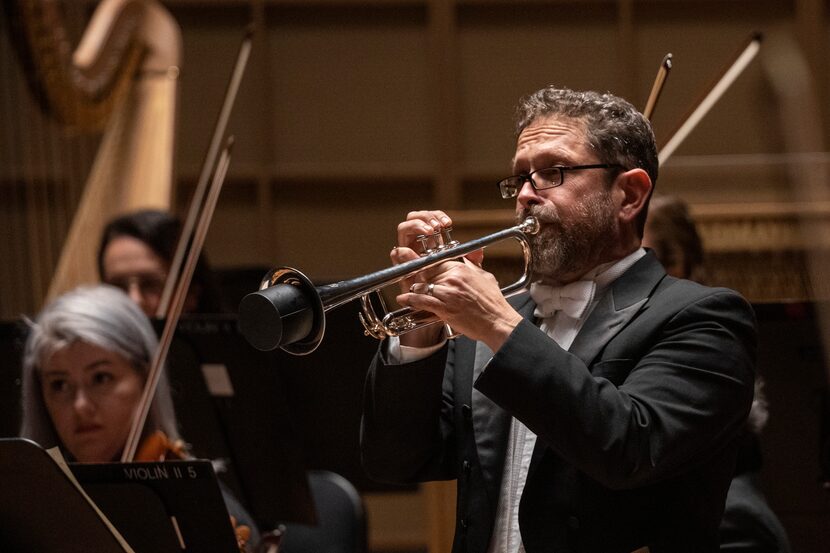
391, 210, 523, 352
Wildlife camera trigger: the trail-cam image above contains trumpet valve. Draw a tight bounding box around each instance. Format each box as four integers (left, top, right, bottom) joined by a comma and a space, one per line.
416, 227, 459, 256
443, 323, 460, 339
439, 228, 460, 251
416, 234, 434, 255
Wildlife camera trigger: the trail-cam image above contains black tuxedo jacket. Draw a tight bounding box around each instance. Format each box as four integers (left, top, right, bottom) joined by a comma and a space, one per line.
361, 252, 757, 553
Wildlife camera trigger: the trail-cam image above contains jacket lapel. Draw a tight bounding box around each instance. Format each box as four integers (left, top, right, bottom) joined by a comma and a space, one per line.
569, 253, 666, 367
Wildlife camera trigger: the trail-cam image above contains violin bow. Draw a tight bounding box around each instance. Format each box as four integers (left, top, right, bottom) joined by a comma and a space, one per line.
659, 32, 763, 165
122, 27, 253, 462
156, 27, 254, 317
122, 137, 235, 462
643, 53, 673, 121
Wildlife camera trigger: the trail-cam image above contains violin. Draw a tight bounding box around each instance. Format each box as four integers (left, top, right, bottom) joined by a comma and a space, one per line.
135, 430, 188, 461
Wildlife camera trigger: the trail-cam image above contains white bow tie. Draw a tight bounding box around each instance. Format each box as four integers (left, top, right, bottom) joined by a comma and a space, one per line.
530, 280, 597, 319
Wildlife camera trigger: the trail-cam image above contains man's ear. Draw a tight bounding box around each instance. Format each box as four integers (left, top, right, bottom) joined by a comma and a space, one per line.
616, 168, 652, 224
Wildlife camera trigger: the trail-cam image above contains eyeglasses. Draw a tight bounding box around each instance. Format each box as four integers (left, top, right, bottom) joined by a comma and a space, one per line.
497, 164, 624, 199
106, 274, 167, 297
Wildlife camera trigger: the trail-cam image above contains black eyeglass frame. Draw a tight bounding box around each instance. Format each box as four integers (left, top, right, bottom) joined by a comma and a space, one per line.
496, 163, 625, 199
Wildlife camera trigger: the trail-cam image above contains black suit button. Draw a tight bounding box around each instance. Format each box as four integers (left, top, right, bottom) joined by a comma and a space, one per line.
461, 404, 472, 419
566, 516, 580, 530
460, 518, 468, 530
462, 460, 471, 473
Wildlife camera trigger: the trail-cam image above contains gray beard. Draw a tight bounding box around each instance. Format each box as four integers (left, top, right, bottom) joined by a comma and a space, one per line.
518, 192, 618, 282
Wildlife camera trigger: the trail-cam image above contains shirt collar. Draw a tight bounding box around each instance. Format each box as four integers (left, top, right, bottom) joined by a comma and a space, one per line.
583, 247, 646, 291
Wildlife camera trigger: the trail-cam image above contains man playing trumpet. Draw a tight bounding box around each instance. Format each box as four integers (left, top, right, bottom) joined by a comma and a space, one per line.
360, 86, 756, 553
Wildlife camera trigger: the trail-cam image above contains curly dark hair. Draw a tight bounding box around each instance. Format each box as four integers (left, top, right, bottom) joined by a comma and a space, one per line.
514, 87, 659, 236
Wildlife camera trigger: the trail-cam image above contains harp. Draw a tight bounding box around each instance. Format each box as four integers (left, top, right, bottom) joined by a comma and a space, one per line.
0, 0, 181, 314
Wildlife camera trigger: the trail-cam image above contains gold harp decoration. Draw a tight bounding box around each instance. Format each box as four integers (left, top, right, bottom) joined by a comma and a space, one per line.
4, 0, 181, 306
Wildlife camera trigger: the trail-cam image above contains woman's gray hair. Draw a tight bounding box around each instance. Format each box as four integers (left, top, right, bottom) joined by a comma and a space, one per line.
20, 285, 180, 452
514, 86, 659, 236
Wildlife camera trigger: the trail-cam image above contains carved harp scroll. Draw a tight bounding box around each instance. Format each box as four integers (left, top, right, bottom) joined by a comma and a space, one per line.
4, 0, 181, 305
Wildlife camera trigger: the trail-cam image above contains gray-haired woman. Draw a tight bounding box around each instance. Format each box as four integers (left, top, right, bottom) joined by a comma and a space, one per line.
19, 284, 259, 549
20, 284, 179, 462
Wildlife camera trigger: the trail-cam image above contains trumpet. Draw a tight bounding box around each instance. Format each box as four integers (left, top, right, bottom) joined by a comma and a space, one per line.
238, 216, 539, 355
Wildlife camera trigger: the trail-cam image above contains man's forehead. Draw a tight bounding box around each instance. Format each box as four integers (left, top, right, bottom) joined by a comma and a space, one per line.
512, 115, 592, 163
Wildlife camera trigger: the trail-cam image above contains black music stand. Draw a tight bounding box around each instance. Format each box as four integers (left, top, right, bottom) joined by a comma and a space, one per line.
165, 314, 317, 529
0, 319, 27, 438
0, 438, 242, 553
70, 459, 241, 553
0, 438, 129, 553
167, 298, 405, 502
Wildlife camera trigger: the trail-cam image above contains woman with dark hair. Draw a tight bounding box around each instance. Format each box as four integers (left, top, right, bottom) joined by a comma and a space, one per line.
98, 209, 226, 317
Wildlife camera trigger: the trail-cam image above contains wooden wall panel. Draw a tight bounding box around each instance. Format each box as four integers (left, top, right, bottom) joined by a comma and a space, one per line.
265, 6, 431, 171
457, 4, 620, 179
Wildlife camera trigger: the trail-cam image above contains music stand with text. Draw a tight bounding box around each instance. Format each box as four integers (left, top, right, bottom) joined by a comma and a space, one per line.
70, 459, 241, 553
0, 439, 242, 553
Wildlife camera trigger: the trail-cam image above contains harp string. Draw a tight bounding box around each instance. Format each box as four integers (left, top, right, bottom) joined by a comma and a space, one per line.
0, 2, 100, 316
0, 14, 27, 316
0, 0, 178, 316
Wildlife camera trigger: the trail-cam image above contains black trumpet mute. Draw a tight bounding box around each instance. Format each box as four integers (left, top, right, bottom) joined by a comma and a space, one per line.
238, 268, 326, 355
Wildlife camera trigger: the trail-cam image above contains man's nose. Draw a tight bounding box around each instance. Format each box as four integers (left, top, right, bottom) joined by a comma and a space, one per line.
516, 178, 541, 209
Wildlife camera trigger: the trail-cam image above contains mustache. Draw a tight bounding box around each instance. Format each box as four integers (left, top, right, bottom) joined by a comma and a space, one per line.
517, 204, 560, 226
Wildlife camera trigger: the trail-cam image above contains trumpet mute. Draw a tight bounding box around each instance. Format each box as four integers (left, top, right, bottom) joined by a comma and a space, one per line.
239, 268, 325, 354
